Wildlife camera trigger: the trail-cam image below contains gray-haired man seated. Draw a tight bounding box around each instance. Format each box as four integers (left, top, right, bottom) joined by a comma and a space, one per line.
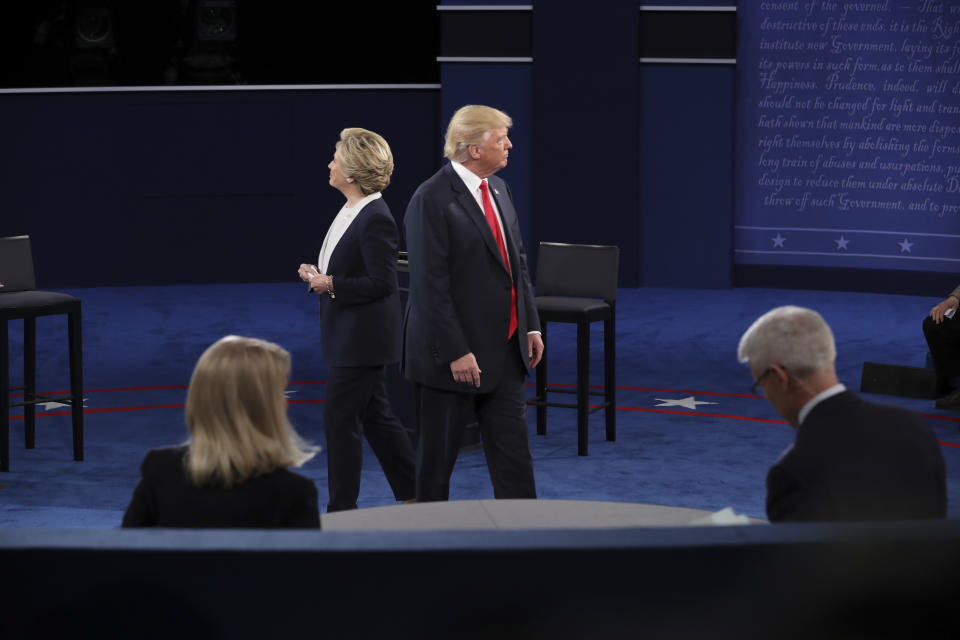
739, 305, 946, 522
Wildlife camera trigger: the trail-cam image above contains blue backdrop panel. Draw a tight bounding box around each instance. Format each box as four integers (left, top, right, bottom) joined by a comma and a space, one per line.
735, 2, 960, 274
0, 89, 439, 288
640, 64, 735, 288
531, 0, 639, 286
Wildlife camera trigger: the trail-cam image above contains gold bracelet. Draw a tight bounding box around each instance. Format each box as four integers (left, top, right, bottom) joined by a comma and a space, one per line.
327, 276, 335, 299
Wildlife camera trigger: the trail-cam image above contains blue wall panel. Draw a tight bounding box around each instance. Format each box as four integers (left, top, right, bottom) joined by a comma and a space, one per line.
0, 89, 440, 287
6, 1, 952, 295
640, 65, 735, 288
533, 0, 640, 286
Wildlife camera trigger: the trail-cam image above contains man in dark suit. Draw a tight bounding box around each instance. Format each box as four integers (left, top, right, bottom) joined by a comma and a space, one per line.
738, 305, 946, 522
402, 105, 543, 502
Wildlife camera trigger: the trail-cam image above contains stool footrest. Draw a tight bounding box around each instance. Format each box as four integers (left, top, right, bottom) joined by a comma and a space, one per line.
9, 394, 76, 409
527, 397, 610, 413
541, 387, 606, 397
33, 394, 75, 403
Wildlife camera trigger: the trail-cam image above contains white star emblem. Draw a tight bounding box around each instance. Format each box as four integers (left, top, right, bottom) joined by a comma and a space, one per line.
898, 238, 914, 253
772, 233, 786, 248
654, 396, 718, 410
834, 235, 849, 251
284, 390, 298, 399
38, 398, 88, 411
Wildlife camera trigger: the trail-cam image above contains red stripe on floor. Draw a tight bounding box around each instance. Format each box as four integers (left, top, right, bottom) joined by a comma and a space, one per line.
9, 380, 326, 398
10, 404, 185, 418
920, 413, 960, 423
8, 385, 188, 398
8, 398, 324, 420
523, 381, 761, 399
12, 382, 960, 411
617, 405, 788, 424
9, 387, 960, 451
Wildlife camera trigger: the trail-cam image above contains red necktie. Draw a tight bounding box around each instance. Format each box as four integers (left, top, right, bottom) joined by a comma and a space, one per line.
480, 179, 517, 339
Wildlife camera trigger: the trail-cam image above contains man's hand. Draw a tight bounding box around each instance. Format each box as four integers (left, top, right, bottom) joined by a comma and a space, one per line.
528, 333, 544, 369
450, 352, 481, 388
930, 296, 959, 324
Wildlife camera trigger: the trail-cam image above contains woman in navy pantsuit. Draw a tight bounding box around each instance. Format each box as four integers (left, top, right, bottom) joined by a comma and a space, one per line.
298, 128, 416, 512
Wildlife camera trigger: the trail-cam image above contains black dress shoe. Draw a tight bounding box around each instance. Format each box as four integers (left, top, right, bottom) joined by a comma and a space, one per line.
935, 387, 960, 409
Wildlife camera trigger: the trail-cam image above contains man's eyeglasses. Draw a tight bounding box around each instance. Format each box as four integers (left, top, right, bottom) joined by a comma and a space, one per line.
750, 367, 775, 394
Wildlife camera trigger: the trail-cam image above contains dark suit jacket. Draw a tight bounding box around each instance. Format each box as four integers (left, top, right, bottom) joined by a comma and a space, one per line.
766, 391, 947, 522
318, 196, 402, 367
122, 446, 320, 528
402, 163, 539, 393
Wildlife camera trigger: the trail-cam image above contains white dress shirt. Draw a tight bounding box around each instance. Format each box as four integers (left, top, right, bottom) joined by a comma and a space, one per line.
797, 383, 847, 426
317, 191, 382, 274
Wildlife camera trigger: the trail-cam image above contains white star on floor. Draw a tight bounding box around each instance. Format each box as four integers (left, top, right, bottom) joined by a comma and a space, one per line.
898, 238, 914, 253
654, 396, 718, 410
834, 235, 849, 251
771, 233, 786, 248
38, 398, 88, 411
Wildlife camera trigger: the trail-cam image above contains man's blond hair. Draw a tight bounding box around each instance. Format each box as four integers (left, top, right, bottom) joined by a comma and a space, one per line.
443, 105, 512, 163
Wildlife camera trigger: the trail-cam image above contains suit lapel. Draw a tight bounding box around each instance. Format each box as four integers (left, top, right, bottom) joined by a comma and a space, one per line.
445, 165, 510, 273
327, 211, 360, 274
488, 181, 519, 277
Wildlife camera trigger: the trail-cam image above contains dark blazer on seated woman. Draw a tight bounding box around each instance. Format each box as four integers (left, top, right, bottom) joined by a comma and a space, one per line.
122, 446, 320, 528
122, 335, 321, 529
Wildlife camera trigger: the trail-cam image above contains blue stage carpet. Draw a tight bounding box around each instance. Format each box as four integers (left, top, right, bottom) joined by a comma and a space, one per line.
2, 284, 958, 527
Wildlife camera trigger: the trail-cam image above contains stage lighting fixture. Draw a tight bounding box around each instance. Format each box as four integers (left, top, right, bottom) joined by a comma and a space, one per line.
74, 2, 115, 49
196, 0, 237, 42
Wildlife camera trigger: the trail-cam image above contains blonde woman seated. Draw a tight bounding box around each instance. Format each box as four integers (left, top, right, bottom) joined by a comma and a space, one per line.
122, 336, 321, 528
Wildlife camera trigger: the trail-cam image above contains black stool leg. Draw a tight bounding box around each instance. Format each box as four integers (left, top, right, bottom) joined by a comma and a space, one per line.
24, 317, 36, 449
604, 312, 616, 442
1, 319, 9, 472
68, 306, 84, 461
577, 319, 590, 456
536, 322, 548, 436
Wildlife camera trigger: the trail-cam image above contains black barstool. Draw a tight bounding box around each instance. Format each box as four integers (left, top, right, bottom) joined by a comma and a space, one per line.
528, 242, 619, 456
0, 235, 83, 471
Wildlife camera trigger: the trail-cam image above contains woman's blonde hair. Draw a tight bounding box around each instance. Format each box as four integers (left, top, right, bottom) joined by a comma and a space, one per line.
184, 335, 318, 487
444, 105, 513, 162
336, 127, 394, 195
